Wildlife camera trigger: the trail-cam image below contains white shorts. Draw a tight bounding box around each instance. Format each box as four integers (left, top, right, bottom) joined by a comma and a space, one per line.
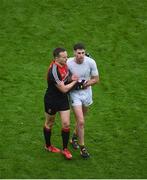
69, 87, 93, 107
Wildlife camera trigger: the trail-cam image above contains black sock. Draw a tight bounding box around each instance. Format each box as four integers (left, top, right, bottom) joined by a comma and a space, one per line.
72, 133, 78, 140
43, 126, 51, 147
61, 128, 70, 149
80, 145, 85, 150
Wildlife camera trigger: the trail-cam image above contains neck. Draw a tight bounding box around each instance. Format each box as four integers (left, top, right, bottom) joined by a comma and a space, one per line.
55, 60, 63, 67
74, 58, 84, 64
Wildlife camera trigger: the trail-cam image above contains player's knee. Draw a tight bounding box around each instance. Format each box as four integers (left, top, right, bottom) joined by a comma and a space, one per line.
45, 119, 55, 129
62, 122, 70, 129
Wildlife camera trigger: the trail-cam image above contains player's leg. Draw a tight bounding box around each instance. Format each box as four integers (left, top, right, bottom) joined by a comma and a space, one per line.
43, 112, 61, 153
82, 105, 88, 116
69, 93, 81, 149
73, 105, 90, 158
74, 105, 89, 145
44, 112, 55, 129
72, 106, 88, 147
70, 120, 79, 149
72, 105, 85, 146
76, 90, 92, 157
43, 93, 60, 153
44, 112, 55, 148
60, 110, 72, 159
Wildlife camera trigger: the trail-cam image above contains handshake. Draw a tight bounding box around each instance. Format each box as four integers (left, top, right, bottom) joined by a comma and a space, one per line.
73, 80, 87, 90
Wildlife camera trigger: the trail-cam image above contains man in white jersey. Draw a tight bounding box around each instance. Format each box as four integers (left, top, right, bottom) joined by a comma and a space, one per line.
67, 43, 99, 158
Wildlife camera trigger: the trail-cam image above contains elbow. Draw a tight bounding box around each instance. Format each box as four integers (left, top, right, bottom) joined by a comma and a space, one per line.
94, 78, 99, 85
91, 76, 99, 85
57, 84, 69, 93
96, 77, 100, 84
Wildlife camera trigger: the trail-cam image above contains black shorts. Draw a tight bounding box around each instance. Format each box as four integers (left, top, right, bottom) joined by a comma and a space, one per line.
44, 94, 70, 115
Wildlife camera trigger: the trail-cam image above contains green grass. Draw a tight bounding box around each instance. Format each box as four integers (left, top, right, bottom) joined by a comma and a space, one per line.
0, 0, 147, 178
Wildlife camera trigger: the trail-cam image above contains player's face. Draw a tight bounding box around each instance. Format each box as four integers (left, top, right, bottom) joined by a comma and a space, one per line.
58, 51, 68, 65
74, 49, 85, 64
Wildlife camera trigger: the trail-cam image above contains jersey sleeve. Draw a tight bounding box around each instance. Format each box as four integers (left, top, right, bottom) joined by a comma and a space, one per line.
90, 59, 99, 76
50, 64, 62, 84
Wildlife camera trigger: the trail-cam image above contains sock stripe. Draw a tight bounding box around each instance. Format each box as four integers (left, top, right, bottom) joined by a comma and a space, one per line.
62, 128, 70, 132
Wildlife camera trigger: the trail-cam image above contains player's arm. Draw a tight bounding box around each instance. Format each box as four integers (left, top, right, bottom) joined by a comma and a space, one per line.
51, 63, 78, 93
83, 75, 99, 88
56, 80, 77, 93
84, 58, 99, 88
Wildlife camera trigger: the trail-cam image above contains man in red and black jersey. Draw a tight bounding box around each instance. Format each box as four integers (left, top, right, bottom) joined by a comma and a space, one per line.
44, 47, 78, 160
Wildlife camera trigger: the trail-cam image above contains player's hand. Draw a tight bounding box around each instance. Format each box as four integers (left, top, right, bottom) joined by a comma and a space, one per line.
71, 74, 78, 81
83, 80, 88, 89
74, 80, 87, 90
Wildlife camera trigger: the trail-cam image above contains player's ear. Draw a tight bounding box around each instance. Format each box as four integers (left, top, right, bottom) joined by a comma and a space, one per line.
55, 56, 59, 62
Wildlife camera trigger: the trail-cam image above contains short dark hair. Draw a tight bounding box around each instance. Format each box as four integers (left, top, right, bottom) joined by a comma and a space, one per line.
53, 47, 66, 58
73, 43, 85, 51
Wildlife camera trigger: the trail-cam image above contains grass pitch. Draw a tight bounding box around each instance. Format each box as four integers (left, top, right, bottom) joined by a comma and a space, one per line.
0, 0, 147, 178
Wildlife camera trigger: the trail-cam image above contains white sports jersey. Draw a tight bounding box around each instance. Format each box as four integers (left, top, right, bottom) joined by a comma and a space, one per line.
67, 56, 99, 106
67, 56, 99, 82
